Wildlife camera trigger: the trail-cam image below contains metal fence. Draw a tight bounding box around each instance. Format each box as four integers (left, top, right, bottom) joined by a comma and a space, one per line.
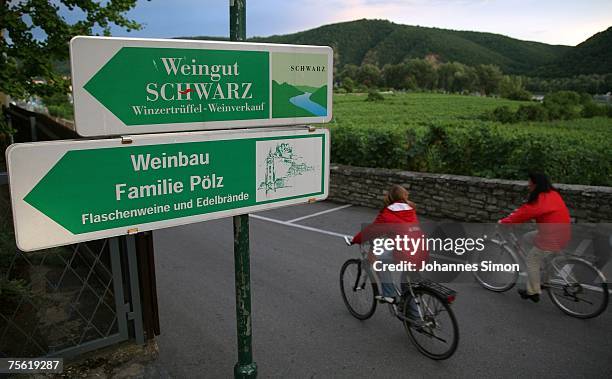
0, 106, 149, 359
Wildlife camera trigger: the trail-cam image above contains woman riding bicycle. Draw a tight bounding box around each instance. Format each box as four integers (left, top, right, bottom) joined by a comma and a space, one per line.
350, 185, 428, 306
499, 172, 571, 302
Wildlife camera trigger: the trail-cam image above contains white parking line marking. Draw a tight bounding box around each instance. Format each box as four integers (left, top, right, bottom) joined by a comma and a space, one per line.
286, 204, 353, 223
250, 214, 348, 238
250, 213, 467, 263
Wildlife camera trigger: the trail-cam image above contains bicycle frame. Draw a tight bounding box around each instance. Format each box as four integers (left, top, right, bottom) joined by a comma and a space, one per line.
490, 228, 606, 291
354, 244, 435, 323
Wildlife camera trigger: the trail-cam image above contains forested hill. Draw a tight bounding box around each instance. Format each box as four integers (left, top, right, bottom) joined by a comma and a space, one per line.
51, 19, 612, 78
181, 19, 572, 75
536, 27, 612, 77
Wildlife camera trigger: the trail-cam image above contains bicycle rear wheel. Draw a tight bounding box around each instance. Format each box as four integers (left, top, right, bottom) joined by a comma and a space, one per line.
472, 240, 519, 292
404, 288, 459, 360
545, 257, 609, 319
340, 259, 378, 320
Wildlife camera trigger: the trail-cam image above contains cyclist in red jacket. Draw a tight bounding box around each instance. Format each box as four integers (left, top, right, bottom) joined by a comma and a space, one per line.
351, 185, 428, 307
499, 173, 571, 302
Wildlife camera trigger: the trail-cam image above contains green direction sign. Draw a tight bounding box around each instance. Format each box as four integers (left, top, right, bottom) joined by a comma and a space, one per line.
71, 37, 333, 136
7, 129, 329, 251
84, 47, 270, 126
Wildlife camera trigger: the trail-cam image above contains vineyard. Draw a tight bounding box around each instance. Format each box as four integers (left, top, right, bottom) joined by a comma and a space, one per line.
328, 92, 612, 186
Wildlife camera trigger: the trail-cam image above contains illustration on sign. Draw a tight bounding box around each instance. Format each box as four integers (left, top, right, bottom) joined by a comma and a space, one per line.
257, 143, 314, 195
271, 52, 328, 118
256, 138, 322, 202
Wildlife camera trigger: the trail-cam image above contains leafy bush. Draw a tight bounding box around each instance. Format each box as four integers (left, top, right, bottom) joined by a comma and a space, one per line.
42, 92, 73, 120
487, 91, 611, 123
581, 102, 608, 118
490, 106, 516, 123
542, 91, 582, 120
516, 104, 549, 122
46, 104, 73, 119
365, 90, 385, 102
330, 125, 406, 168
341, 77, 355, 93
0, 279, 29, 305
503, 88, 532, 101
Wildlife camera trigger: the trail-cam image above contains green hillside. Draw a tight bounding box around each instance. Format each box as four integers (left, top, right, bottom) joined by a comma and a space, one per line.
248, 19, 570, 74
176, 20, 612, 77
537, 27, 612, 77
455, 30, 569, 72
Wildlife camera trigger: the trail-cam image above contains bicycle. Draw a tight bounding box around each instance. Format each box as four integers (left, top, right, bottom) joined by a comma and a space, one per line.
471, 226, 609, 319
339, 236, 459, 360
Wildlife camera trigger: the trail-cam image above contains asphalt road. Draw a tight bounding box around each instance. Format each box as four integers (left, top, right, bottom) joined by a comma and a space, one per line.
153, 201, 612, 378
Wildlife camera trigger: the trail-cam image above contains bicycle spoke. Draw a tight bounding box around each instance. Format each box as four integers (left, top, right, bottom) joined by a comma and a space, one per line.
546, 258, 608, 319
352, 264, 362, 291
417, 329, 448, 344
406, 289, 458, 359
340, 260, 377, 320
556, 293, 595, 305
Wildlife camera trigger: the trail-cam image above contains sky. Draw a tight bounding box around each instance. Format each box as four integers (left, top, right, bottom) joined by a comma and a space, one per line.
60, 0, 612, 46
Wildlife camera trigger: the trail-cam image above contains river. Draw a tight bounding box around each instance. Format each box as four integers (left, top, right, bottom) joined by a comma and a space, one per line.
289, 92, 327, 116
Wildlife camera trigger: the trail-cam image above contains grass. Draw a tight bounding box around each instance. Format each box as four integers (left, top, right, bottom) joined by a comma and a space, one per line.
331, 92, 529, 127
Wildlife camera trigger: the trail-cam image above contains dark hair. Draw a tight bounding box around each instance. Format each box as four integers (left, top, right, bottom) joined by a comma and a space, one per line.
527, 172, 555, 203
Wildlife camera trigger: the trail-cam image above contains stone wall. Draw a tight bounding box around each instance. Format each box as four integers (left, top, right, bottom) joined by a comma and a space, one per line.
329, 164, 612, 223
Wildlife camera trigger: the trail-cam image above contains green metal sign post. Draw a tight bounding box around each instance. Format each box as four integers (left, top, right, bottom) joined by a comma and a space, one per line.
230, 1, 257, 378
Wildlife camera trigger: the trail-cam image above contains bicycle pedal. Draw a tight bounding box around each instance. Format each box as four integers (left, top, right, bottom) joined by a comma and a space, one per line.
374, 296, 396, 304
410, 319, 427, 329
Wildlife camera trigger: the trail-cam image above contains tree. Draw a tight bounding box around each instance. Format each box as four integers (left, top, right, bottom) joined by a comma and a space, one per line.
341, 77, 355, 93
381, 63, 412, 89
0, 0, 144, 101
332, 44, 341, 79
405, 58, 437, 90
500, 75, 531, 101
451, 64, 477, 93
604, 74, 612, 93
475, 64, 503, 95
436, 62, 478, 93
437, 62, 459, 92
338, 64, 359, 84
356, 64, 381, 88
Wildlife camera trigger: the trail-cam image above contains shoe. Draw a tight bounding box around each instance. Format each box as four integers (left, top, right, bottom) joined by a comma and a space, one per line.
518, 289, 540, 303
374, 295, 396, 304
405, 310, 426, 327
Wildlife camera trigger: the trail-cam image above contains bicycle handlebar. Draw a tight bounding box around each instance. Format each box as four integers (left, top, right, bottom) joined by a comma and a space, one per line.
344, 236, 352, 246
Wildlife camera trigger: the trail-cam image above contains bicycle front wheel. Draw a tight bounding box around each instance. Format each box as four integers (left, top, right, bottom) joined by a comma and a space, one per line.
546, 257, 609, 319
340, 259, 378, 320
404, 288, 459, 360
472, 240, 519, 292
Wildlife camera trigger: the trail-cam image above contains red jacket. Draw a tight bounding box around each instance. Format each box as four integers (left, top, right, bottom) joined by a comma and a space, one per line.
500, 190, 571, 251
352, 202, 428, 264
